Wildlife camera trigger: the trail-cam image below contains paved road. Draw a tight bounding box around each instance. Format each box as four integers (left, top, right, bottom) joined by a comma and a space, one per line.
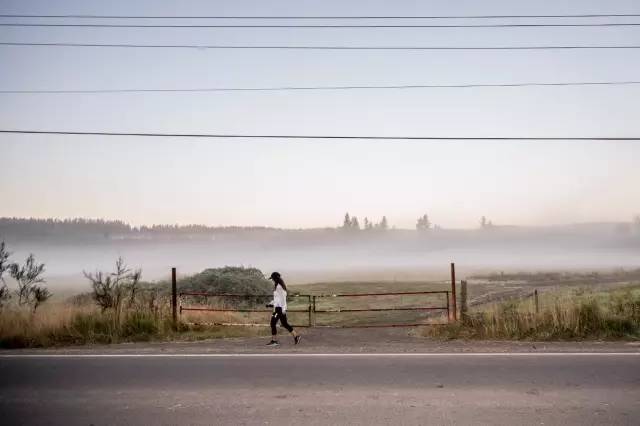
1, 353, 639, 425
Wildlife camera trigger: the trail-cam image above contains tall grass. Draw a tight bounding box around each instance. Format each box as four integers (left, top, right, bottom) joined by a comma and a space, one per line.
0, 302, 172, 348
426, 286, 640, 340
0, 303, 269, 348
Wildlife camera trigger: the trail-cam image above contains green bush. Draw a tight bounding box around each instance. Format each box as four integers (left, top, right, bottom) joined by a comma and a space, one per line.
179, 266, 271, 295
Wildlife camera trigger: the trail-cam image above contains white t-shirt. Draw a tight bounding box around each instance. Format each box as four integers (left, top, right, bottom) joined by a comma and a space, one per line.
270, 284, 287, 313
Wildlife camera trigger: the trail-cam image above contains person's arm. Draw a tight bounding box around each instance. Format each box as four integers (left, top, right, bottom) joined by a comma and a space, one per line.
266, 289, 276, 308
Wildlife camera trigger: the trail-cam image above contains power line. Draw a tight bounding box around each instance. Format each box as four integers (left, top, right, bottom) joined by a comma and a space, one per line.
2, 14, 640, 19
2, 81, 639, 94
2, 22, 640, 28
2, 42, 640, 50
0, 130, 637, 141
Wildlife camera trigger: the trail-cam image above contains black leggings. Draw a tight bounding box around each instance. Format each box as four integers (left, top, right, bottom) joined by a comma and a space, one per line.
271, 307, 293, 335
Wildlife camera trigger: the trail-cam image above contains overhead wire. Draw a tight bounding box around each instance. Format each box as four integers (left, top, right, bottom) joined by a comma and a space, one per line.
2, 42, 640, 50
1, 22, 640, 28
2, 81, 640, 94
0, 130, 638, 141
2, 13, 640, 19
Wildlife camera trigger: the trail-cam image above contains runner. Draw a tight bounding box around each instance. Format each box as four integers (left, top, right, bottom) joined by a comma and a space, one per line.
266, 272, 301, 346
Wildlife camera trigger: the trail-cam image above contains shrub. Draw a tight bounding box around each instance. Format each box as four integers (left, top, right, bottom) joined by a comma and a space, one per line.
179, 266, 271, 295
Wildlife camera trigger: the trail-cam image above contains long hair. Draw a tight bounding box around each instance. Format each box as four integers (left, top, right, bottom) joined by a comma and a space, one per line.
274, 276, 287, 291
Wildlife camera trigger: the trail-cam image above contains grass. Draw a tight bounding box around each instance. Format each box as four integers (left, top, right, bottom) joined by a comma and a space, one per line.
0, 304, 270, 349
3, 279, 640, 348
291, 281, 450, 326
424, 285, 640, 340
0, 302, 173, 348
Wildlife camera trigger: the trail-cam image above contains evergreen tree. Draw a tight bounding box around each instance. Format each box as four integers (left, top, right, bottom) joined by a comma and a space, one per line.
351, 216, 360, 230
480, 216, 494, 229
379, 216, 388, 230
416, 214, 431, 231
343, 213, 351, 229
480, 216, 487, 229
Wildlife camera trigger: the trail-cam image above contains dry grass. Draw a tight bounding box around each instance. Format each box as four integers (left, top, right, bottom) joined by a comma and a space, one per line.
0, 303, 93, 347
424, 285, 640, 340
4, 280, 639, 348
0, 293, 278, 348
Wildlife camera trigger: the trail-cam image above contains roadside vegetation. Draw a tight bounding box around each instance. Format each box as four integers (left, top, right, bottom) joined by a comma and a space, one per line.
0, 241, 271, 348
425, 285, 640, 340
1, 238, 639, 347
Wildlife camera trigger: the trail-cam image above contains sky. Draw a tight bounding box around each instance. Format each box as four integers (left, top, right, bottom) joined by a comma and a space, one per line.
1, 0, 639, 229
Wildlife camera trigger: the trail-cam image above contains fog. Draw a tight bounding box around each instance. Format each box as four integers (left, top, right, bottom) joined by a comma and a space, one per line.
2, 219, 638, 293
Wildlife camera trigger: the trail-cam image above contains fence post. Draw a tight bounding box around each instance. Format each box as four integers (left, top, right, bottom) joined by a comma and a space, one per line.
312, 295, 317, 327
308, 295, 312, 327
460, 280, 468, 324
450, 263, 457, 321
446, 291, 450, 323
534, 289, 539, 314
171, 267, 177, 330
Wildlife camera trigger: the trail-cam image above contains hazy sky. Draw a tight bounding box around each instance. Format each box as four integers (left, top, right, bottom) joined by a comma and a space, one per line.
1, 0, 639, 229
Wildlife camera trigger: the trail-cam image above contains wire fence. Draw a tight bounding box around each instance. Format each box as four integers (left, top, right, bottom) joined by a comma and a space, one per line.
179, 290, 451, 328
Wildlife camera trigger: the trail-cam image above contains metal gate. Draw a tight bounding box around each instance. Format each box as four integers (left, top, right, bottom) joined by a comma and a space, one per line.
178, 290, 451, 328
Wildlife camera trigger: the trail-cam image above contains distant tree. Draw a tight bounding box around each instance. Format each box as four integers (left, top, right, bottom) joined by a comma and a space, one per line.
350, 216, 360, 230
379, 216, 389, 230
416, 214, 432, 231
9, 254, 46, 306
363, 217, 370, 230
633, 215, 640, 235
343, 213, 351, 229
480, 216, 495, 229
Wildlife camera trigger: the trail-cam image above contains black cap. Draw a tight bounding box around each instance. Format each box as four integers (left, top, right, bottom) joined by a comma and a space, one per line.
269, 272, 281, 280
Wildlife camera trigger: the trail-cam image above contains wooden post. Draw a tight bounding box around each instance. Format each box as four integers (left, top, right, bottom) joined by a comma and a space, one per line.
534, 289, 539, 314
312, 296, 317, 327
446, 291, 450, 323
460, 280, 468, 324
450, 263, 457, 321
171, 267, 177, 329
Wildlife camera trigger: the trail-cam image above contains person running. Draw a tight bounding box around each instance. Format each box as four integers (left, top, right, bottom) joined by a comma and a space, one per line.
266, 271, 301, 346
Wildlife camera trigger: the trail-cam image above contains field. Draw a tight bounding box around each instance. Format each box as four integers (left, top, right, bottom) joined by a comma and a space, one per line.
425, 283, 640, 340
1, 269, 640, 348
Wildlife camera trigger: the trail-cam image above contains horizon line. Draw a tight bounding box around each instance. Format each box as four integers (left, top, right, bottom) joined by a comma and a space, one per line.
0, 216, 636, 232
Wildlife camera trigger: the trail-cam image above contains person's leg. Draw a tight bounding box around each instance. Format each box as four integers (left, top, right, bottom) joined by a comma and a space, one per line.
278, 312, 300, 344
268, 310, 278, 344
279, 312, 294, 333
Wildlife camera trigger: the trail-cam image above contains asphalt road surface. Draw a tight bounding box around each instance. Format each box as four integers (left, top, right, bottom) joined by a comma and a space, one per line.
1, 353, 639, 425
